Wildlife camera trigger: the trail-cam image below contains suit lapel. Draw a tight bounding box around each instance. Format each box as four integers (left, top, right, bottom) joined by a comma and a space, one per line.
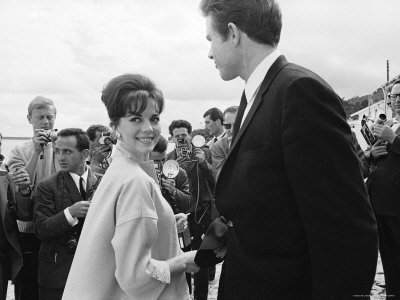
228, 55, 288, 156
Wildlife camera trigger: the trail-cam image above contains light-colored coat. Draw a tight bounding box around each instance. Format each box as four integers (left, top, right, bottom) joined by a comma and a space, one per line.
63, 141, 189, 300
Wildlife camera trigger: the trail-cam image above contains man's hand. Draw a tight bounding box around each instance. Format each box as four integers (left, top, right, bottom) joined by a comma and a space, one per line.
175, 213, 188, 233
176, 156, 191, 166
68, 201, 90, 218
10, 168, 31, 189
193, 147, 205, 164
161, 178, 176, 195
91, 145, 112, 165
32, 129, 52, 154
373, 124, 396, 144
369, 140, 388, 159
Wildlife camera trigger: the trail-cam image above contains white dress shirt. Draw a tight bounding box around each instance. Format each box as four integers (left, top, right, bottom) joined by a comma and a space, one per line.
64, 168, 89, 225
240, 49, 282, 127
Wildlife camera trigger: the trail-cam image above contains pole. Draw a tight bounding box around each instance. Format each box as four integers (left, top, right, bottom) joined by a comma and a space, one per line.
387, 60, 390, 82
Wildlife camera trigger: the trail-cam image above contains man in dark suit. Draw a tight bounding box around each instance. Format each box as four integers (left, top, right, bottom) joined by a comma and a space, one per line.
200, 0, 378, 298
34, 128, 96, 300
368, 80, 400, 298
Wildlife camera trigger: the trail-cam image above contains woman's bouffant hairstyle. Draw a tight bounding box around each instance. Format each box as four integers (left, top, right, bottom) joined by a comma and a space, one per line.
101, 74, 164, 127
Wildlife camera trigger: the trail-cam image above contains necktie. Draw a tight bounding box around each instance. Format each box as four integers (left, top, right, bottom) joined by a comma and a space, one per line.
79, 177, 86, 200
231, 91, 248, 144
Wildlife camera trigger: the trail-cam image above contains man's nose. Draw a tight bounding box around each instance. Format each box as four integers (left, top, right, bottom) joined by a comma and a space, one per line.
208, 49, 213, 59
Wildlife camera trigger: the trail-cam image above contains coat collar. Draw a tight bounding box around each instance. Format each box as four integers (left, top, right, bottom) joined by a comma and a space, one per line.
228, 55, 288, 155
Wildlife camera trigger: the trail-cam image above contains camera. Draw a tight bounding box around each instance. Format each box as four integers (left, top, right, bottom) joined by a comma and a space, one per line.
0, 154, 9, 176
43, 129, 58, 143
375, 114, 387, 125
99, 132, 117, 146
176, 139, 191, 159
66, 233, 78, 254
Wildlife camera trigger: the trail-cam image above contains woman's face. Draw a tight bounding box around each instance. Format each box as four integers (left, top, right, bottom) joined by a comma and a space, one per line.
117, 98, 161, 156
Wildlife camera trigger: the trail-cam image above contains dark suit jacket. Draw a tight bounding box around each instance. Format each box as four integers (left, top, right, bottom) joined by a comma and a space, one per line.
33, 169, 96, 288
0, 175, 23, 285
216, 56, 378, 299
367, 133, 400, 216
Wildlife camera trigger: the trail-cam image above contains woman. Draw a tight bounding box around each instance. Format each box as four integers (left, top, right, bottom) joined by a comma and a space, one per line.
63, 74, 198, 299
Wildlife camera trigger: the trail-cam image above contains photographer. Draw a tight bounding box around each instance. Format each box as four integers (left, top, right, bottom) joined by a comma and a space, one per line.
33, 128, 96, 300
7, 96, 61, 300
167, 120, 215, 300
86, 124, 115, 175
150, 135, 192, 292
367, 79, 400, 297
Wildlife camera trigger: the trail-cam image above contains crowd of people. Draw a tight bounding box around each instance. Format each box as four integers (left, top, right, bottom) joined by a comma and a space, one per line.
0, 0, 400, 299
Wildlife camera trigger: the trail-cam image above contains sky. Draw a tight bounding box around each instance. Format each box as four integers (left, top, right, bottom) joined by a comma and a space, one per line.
0, 0, 399, 137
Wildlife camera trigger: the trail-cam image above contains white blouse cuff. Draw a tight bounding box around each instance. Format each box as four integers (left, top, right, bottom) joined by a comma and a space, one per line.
146, 259, 171, 284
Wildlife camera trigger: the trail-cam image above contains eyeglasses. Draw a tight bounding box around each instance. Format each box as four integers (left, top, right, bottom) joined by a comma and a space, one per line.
388, 93, 400, 101
223, 123, 233, 130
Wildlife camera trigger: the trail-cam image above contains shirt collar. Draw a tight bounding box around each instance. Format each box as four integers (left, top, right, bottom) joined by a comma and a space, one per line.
69, 167, 89, 189
215, 131, 226, 141
245, 49, 281, 103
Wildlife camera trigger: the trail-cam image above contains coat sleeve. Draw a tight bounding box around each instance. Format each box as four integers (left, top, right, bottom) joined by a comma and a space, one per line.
111, 179, 171, 298
174, 168, 191, 213
281, 76, 378, 298
34, 180, 72, 240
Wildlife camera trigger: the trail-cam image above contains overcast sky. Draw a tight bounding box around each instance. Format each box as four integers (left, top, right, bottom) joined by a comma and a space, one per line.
1, 0, 399, 137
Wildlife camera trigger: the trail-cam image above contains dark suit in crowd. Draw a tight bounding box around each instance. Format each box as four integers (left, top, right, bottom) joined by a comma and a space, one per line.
215, 55, 378, 299
0, 174, 23, 300
367, 124, 400, 298
34, 169, 96, 300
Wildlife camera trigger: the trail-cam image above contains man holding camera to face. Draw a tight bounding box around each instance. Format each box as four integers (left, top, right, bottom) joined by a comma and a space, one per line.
86, 124, 116, 175
7, 96, 61, 300
166, 120, 215, 300
33, 128, 96, 300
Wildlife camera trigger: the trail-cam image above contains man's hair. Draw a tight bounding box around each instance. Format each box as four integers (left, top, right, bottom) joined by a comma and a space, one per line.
101, 74, 164, 126
203, 107, 224, 123
153, 135, 168, 153
390, 79, 400, 92
57, 128, 89, 152
223, 105, 239, 116
28, 96, 57, 116
86, 124, 110, 141
168, 120, 192, 136
200, 0, 282, 47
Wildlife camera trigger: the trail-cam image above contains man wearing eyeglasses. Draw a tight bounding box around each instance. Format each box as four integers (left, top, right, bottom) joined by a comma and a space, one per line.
368, 79, 400, 298
211, 106, 238, 180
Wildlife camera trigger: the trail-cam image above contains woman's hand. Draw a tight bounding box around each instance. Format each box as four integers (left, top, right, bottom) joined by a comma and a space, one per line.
166, 250, 200, 274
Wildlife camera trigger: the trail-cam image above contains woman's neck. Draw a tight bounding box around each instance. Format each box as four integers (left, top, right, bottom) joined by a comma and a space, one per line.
117, 139, 149, 162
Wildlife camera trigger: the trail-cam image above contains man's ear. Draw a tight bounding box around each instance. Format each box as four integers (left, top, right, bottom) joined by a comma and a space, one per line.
27, 114, 32, 124
81, 149, 90, 160
227, 22, 240, 47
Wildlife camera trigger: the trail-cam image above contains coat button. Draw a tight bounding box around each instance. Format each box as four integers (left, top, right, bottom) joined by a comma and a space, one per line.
227, 220, 233, 227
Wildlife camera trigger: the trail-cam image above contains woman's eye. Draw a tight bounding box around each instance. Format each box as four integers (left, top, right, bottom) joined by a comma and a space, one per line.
151, 117, 160, 122
130, 117, 141, 122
